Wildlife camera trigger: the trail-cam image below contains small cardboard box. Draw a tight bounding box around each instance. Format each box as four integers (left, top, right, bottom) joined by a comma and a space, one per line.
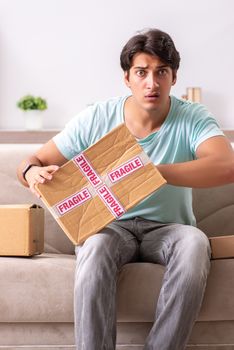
0, 204, 44, 256
36, 123, 166, 245
209, 235, 234, 259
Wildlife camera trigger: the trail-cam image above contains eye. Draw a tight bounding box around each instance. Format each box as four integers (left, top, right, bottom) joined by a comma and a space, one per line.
136, 70, 146, 77
158, 69, 167, 76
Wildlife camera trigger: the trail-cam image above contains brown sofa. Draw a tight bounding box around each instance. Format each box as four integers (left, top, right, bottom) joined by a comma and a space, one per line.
0, 143, 234, 350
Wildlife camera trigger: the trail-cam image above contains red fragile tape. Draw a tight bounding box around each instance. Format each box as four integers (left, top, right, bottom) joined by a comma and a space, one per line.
51, 151, 150, 219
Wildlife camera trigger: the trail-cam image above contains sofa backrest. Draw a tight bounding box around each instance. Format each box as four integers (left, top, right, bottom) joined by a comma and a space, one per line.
0, 144, 75, 255
0, 144, 233, 253
193, 184, 234, 237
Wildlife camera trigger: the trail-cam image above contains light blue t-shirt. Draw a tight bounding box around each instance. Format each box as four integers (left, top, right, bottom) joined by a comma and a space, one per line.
53, 95, 224, 226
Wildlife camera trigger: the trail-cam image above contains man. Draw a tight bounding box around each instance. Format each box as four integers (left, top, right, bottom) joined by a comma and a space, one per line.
17, 29, 234, 350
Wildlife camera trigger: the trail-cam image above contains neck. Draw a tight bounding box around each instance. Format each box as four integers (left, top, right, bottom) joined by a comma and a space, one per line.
124, 96, 171, 139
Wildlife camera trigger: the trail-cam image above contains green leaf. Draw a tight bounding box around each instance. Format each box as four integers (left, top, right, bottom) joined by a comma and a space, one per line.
16, 95, 48, 111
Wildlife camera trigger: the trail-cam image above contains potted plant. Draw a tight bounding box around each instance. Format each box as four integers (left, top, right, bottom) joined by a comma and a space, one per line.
17, 95, 48, 130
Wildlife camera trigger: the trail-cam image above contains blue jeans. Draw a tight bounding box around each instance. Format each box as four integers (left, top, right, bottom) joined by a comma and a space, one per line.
74, 217, 211, 350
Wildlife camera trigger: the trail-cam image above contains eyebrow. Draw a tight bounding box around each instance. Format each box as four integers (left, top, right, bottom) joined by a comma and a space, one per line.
133, 64, 170, 70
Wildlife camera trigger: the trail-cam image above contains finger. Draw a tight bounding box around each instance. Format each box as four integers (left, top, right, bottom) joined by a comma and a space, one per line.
39, 165, 60, 180
45, 165, 60, 173
29, 181, 41, 198
39, 170, 53, 181
35, 174, 46, 184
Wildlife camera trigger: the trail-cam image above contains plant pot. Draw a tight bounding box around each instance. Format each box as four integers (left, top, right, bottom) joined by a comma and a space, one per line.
24, 111, 43, 130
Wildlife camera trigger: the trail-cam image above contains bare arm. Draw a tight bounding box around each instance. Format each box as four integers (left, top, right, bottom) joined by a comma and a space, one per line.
157, 136, 234, 188
17, 139, 68, 196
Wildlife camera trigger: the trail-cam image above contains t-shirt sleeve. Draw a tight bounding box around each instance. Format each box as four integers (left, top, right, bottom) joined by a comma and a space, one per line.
53, 107, 93, 160
189, 104, 224, 157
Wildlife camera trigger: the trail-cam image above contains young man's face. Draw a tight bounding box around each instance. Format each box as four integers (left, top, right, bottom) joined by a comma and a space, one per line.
124, 52, 176, 114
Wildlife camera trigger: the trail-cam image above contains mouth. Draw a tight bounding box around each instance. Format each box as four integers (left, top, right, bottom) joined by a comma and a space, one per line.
145, 92, 160, 100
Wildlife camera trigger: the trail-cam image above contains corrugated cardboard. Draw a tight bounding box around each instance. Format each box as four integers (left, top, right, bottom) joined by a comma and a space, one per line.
36, 123, 166, 245
209, 235, 234, 259
0, 204, 44, 256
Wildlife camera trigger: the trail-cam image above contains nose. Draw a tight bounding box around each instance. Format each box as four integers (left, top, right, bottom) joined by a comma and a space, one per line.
146, 72, 159, 89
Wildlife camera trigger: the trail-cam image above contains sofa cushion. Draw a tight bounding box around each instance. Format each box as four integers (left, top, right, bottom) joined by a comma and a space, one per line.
0, 253, 75, 322
117, 260, 234, 322
0, 144, 75, 254
199, 259, 234, 321
1, 256, 234, 323
117, 262, 164, 321
193, 184, 234, 237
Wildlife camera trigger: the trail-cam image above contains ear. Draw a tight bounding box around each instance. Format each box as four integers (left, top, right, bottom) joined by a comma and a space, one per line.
124, 71, 131, 88
172, 71, 177, 86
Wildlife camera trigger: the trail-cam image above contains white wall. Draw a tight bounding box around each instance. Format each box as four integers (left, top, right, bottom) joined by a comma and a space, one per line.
0, 0, 234, 130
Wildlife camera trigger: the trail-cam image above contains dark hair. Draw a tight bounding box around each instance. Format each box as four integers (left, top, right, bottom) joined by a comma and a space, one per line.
120, 28, 180, 73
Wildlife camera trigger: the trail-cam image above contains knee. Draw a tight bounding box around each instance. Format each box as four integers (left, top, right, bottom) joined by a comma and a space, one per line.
74, 235, 116, 295
74, 232, 121, 284
77, 233, 119, 265
177, 226, 210, 255
174, 226, 211, 279
186, 227, 210, 259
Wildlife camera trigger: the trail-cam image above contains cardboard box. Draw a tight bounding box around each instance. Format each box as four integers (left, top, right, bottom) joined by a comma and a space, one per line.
0, 204, 44, 256
209, 235, 234, 259
36, 123, 166, 245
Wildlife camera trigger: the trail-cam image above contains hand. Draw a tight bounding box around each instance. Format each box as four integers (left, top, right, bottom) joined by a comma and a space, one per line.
25, 165, 59, 198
